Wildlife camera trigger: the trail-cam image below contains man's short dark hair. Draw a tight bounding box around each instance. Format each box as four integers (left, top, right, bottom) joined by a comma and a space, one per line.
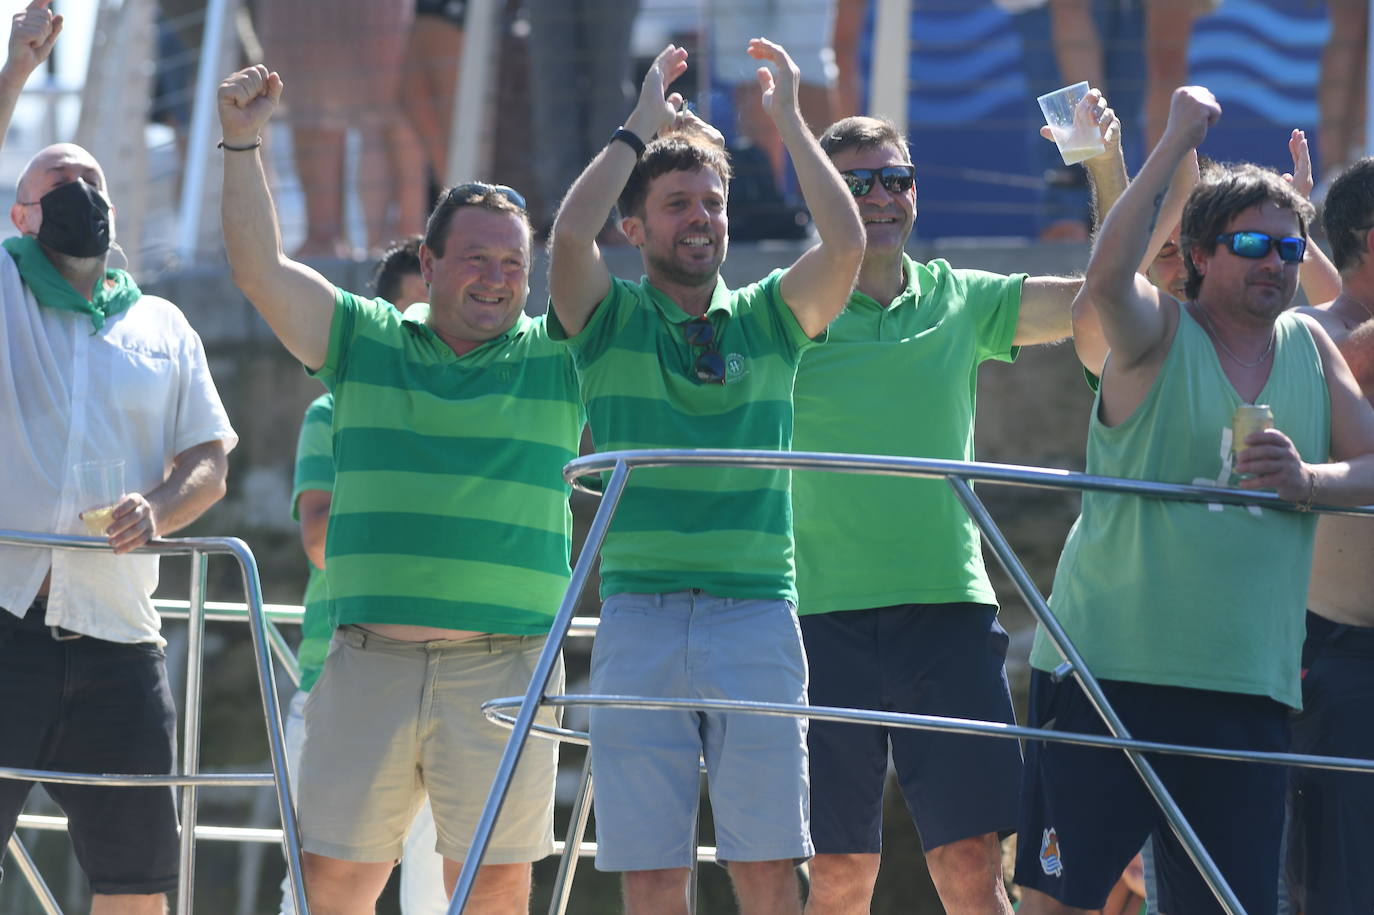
617, 133, 733, 220
1322, 158, 1374, 272
424, 183, 532, 257
818, 116, 911, 161
1179, 163, 1315, 300
371, 235, 423, 303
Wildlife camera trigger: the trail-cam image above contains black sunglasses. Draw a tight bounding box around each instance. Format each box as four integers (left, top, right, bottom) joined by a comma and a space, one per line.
840, 165, 917, 198
447, 181, 527, 211
1215, 231, 1305, 264
683, 317, 725, 384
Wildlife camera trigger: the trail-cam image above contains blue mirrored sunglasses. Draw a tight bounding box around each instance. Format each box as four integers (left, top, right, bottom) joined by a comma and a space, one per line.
447, 182, 527, 211
683, 317, 725, 384
1215, 231, 1305, 264
840, 165, 916, 198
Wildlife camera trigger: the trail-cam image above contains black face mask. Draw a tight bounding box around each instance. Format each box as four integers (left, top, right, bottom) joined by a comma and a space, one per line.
36, 180, 111, 258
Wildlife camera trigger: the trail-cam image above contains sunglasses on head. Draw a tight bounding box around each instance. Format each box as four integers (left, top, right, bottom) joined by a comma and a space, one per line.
683, 317, 725, 384
840, 165, 917, 198
1215, 231, 1305, 264
447, 181, 527, 211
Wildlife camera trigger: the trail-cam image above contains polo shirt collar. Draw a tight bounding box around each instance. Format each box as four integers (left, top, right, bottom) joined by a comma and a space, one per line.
847, 253, 935, 312
402, 303, 530, 354
641, 275, 734, 323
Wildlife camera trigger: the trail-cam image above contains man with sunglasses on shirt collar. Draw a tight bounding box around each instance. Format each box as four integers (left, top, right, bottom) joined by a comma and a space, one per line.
217, 65, 585, 914
789, 98, 1121, 913
547, 39, 863, 915
1012, 86, 1374, 915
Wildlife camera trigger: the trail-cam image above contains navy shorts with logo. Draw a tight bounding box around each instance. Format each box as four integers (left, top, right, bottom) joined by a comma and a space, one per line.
1285, 611, 1374, 915
1014, 670, 1289, 914
800, 602, 1022, 853
0, 600, 179, 896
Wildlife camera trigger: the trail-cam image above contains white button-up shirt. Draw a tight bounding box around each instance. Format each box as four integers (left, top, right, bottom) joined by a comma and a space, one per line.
0, 250, 237, 644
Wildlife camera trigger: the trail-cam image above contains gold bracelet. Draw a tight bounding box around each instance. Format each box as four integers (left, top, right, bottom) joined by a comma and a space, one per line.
1297, 469, 1317, 512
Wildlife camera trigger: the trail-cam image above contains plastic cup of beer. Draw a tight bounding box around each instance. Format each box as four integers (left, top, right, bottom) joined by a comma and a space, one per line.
74, 459, 124, 536
1037, 81, 1106, 166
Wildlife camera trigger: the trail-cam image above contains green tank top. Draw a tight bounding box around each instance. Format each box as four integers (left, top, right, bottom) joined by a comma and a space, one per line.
1030, 307, 1329, 708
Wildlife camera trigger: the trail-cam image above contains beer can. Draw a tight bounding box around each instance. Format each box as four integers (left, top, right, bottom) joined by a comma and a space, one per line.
1232, 403, 1273, 454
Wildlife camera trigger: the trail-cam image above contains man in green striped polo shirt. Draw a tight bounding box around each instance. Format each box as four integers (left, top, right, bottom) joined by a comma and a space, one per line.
547, 40, 864, 914
218, 66, 584, 913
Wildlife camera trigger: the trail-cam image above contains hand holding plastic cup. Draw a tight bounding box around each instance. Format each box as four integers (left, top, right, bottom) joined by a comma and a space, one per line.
1038, 81, 1106, 166
74, 459, 125, 536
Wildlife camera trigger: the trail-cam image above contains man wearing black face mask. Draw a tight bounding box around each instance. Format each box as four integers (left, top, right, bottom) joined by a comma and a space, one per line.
0, 3, 237, 912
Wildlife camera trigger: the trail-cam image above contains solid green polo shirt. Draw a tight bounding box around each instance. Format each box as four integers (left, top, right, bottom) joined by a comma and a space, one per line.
549, 270, 819, 601
312, 289, 585, 633
791, 256, 1025, 614
290, 392, 335, 691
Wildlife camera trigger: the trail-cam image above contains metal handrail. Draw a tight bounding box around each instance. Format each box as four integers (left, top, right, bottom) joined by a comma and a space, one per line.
451, 449, 1373, 915
0, 530, 306, 915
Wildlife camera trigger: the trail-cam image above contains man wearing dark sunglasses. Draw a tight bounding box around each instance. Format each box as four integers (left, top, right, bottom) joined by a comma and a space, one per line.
548, 39, 864, 915
1282, 157, 1374, 915
217, 66, 585, 914
1014, 87, 1374, 915
788, 106, 1124, 914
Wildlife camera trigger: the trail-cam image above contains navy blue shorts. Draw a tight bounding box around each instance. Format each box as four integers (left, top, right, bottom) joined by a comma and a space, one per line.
1014, 671, 1289, 914
799, 603, 1021, 853
1285, 611, 1374, 914
0, 600, 179, 896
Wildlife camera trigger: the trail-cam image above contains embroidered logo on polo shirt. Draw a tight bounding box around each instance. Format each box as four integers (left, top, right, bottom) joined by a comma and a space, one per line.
724, 352, 748, 383
1040, 827, 1064, 877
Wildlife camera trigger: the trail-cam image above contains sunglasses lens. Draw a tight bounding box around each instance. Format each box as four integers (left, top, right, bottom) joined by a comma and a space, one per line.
684, 319, 715, 346
842, 171, 874, 197
1230, 232, 1269, 258
880, 167, 915, 193
1277, 237, 1305, 263
695, 350, 726, 383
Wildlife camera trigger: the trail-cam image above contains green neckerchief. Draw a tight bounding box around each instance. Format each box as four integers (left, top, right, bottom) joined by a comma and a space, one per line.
2, 235, 140, 333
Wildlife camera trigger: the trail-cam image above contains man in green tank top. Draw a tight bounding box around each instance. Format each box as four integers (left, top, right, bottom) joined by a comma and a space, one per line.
1015, 87, 1374, 915
218, 67, 584, 914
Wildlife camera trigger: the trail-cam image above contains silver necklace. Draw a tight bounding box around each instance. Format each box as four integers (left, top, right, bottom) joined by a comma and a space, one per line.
1195, 304, 1275, 369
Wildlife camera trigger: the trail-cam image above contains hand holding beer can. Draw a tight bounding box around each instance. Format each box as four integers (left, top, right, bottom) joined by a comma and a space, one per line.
1232, 404, 1273, 457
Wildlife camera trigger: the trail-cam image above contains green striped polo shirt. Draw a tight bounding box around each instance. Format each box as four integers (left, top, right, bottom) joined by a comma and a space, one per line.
548, 270, 819, 601
312, 289, 585, 633
290, 392, 335, 691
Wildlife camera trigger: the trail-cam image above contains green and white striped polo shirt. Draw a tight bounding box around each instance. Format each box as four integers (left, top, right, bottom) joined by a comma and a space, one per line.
313, 289, 584, 633
549, 270, 819, 602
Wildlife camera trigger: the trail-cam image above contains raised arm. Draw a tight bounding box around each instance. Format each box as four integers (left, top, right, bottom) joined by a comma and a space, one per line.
1017, 91, 1120, 351
0, 0, 60, 152
1084, 87, 1219, 375
1282, 129, 1342, 306
549, 45, 687, 337
218, 66, 335, 370
758, 38, 865, 336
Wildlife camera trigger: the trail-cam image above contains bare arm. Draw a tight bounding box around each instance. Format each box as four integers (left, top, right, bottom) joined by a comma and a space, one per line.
106, 440, 229, 554
1278, 128, 1344, 306
296, 489, 331, 571
218, 66, 335, 369
1237, 316, 1374, 505
757, 39, 865, 336
549, 45, 687, 338
0, 0, 59, 152
1084, 87, 1219, 373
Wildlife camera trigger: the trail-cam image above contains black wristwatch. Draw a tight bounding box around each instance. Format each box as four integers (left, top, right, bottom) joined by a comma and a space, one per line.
610, 127, 646, 158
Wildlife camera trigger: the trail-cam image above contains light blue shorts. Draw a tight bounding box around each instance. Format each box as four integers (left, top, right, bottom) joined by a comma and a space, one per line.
588, 590, 812, 871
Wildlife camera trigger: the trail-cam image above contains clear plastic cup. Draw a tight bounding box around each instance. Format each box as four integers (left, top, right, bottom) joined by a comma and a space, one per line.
1037, 81, 1106, 166
74, 459, 124, 536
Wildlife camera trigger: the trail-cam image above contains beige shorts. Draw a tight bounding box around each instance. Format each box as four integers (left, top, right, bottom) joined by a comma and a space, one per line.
297, 626, 563, 864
